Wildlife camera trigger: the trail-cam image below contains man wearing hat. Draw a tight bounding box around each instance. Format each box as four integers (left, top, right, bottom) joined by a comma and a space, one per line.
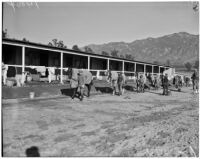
163, 73, 169, 95
78, 70, 85, 101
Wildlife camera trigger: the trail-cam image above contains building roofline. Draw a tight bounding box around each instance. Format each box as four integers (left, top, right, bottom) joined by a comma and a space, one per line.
2, 38, 171, 68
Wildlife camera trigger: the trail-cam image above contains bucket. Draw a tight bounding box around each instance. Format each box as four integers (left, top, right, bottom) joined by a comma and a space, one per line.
29, 92, 35, 99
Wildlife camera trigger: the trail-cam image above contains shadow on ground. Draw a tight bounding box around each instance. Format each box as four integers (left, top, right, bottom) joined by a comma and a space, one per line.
95, 87, 113, 93
60, 88, 74, 97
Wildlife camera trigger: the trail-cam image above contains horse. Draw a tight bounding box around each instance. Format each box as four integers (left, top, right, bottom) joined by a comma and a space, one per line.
137, 74, 145, 93
67, 68, 93, 99
152, 75, 160, 90
173, 75, 182, 92
105, 70, 125, 95
184, 76, 190, 87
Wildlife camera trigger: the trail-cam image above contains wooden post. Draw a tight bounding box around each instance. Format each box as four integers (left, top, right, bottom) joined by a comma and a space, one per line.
60, 52, 63, 84
134, 63, 136, 72
88, 56, 90, 71
122, 61, 124, 73
144, 64, 146, 74
22, 46, 25, 73
107, 59, 110, 70
152, 65, 154, 75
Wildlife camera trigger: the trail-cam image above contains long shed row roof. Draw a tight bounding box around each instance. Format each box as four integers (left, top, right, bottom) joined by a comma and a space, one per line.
2, 38, 171, 68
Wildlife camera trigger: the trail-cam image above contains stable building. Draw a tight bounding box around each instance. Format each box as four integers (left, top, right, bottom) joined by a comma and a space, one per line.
2, 38, 172, 83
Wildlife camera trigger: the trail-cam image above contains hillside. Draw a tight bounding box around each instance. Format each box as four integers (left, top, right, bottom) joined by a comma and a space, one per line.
84, 32, 199, 66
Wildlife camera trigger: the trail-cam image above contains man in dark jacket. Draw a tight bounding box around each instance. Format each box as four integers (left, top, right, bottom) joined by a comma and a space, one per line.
191, 69, 199, 93
163, 73, 169, 95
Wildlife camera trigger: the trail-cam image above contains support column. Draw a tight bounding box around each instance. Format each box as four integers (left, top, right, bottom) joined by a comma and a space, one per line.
107, 59, 110, 70
158, 66, 160, 76
60, 52, 63, 84
22, 46, 25, 73
152, 65, 154, 75
134, 63, 136, 72
122, 61, 124, 73
144, 64, 146, 74
88, 56, 90, 71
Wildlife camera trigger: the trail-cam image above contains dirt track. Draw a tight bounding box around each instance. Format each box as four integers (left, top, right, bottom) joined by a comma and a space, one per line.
2, 87, 199, 157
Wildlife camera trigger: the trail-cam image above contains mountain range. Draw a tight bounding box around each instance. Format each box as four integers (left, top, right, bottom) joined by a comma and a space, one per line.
84, 32, 199, 66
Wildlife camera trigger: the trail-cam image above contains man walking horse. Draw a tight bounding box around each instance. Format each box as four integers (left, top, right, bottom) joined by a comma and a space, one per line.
67, 68, 93, 101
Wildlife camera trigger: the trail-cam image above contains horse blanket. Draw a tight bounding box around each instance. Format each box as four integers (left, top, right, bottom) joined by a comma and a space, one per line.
70, 69, 93, 88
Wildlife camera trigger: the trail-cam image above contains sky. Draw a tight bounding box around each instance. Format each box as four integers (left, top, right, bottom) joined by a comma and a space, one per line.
3, 2, 199, 48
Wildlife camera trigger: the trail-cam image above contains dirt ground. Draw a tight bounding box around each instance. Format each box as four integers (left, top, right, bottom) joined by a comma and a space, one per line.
2, 86, 199, 157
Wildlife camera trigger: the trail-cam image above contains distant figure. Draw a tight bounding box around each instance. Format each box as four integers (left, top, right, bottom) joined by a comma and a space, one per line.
138, 75, 145, 93
77, 70, 85, 101
174, 75, 182, 92
191, 69, 199, 94
106, 70, 118, 95
25, 146, 40, 157
2, 62, 8, 85
117, 72, 125, 96
162, 73, 169, 95
154, 75, 159, 90
185, 76, 190, 87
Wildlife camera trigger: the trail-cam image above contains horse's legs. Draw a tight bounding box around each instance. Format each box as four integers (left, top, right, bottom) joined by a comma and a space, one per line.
113, 86, 116, 95
137, 83, 139, 93
79, 87, 84, 101
86, 83, 92, 97
142, 84, 144, 93
72, 87, 78, 99
118, 83, 122, 95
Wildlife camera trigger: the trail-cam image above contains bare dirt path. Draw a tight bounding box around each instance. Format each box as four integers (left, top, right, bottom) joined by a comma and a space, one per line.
2, 87, 199, 157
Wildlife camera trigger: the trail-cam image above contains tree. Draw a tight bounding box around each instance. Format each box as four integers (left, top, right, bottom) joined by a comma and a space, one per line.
125, 54, 135, 60
193, 1, 199, 12
185, 62, 192, 71
84, 46, 94, 53
111, 49, 119, 57
194, 60, 199, 69
22, 38, 29, 42
101, 51, 109, 56
72, 45, 81, 51
120, 54, 124, 59
48, 39, 67, 48
153, 61, 159, 65
2, 29, 8, 38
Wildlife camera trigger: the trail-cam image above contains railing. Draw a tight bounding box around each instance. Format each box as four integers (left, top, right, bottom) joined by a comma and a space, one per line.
3, 64, 163, 84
